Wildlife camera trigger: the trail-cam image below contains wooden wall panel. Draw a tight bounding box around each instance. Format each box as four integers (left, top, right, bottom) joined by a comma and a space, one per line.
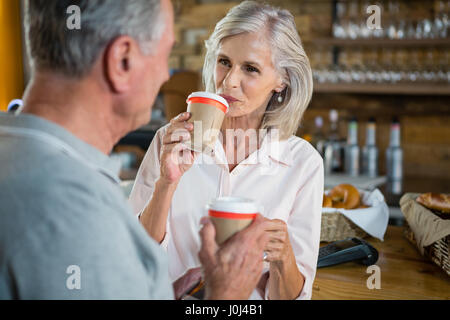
169, 0, 450, 180
0, 0, 24, 111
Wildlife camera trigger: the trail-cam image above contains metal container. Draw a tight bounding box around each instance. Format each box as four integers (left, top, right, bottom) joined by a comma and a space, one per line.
345, 144, 360, 177
345, 119, 359, 177
386, 146, 403, 181
362, 145, 379, 178
386, 119, 403, 194
362, 119, 378, 178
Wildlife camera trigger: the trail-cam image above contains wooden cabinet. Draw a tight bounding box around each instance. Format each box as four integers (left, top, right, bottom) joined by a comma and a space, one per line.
0, 0, 24, 111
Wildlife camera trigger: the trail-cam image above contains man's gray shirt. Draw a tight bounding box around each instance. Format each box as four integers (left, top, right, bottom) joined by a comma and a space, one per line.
0, 113, 174, 299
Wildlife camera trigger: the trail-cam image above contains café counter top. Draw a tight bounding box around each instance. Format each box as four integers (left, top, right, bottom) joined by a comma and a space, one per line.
312, 226, 450, 300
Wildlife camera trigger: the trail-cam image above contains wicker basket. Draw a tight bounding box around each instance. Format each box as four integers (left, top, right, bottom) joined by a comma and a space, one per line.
403, 219, 450, 277
401, 193, 450, 277
320, 211, 369, 242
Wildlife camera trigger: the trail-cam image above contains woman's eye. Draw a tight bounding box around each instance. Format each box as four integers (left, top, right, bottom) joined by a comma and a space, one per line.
218, 59, 230, 67
246, 65, 259, 73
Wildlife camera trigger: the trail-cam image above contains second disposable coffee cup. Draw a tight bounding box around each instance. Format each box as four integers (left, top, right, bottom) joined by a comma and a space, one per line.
185, 92, 229, 154
207, 197, 259, 245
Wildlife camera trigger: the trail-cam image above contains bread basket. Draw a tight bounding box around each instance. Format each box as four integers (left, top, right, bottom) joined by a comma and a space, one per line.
400, 193, 450, 277
320, 188, 389, 242
320, 210, 369, 242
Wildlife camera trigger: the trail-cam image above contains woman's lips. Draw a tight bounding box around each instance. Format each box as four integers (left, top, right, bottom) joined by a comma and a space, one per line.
219, 94, 239, 104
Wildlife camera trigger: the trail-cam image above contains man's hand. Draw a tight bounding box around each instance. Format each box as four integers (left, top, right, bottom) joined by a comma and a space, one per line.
198, 215, 268, 300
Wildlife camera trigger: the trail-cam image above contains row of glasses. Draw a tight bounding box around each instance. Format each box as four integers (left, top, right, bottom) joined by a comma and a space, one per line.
333, 0, 450, 40
311, 48, 450, 84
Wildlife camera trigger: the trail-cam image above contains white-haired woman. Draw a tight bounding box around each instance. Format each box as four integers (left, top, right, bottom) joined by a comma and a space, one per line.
129, 1, 323, 300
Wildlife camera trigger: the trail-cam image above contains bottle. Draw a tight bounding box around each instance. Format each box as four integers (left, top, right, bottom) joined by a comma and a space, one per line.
361, 117, 379, 178
345, 117, 359, 177
328, 109, 345, 173
386, 117, 403, 194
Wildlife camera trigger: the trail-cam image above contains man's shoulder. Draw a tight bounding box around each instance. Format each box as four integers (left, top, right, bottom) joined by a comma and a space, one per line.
0, 148, 155, 299
0, 142, 130, 252
2, 148, 127, 220
1, 137, 115, 194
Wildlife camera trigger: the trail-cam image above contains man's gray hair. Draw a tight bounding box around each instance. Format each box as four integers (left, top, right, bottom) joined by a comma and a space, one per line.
24, 0, 163, 78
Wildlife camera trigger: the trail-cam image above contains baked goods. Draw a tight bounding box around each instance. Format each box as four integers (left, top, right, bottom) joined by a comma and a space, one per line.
416, 193, 450, 214
328, 184, 361, 210
323, 195, 333, 208
322, 184, 368, 210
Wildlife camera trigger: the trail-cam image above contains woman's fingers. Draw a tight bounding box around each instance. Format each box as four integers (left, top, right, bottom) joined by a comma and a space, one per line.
167, 118, 193, 136
263, 219, 287, 232
265, 241, 285, 252
263, 245, 285, 262
170, 112, 191, 125
163, 130, 190, 145
265, 230, 286, 242
162, 143, 195, 166
163, 113, 193, 145
260, 218, 289, 262
162, 125, 192, 145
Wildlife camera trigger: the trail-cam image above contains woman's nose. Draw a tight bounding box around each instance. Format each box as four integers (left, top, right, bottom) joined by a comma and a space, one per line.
223, 67, 240, 89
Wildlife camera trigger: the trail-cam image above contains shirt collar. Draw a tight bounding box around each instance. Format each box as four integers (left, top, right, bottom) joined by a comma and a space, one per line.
210, 129, 293, 167
0, 113, 122, 179
259, 130, 293, 167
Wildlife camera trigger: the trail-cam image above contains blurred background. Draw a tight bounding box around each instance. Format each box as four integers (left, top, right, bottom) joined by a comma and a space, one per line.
1, 0, 449, 223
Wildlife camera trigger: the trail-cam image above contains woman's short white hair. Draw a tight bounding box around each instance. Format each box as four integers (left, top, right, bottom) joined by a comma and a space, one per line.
203, 1, 313, 140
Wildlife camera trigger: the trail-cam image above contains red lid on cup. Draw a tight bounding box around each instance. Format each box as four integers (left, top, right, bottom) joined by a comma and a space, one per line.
187, 92, 229, 114
207, 197, 259, 220
208, 210, 257, 220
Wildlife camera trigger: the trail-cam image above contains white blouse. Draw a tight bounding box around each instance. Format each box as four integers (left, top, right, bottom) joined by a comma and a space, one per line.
129, 125, 324, 300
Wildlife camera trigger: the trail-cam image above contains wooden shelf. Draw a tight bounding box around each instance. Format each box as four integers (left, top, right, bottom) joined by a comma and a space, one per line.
313, 82, 450, 95
307, 38, 450, 48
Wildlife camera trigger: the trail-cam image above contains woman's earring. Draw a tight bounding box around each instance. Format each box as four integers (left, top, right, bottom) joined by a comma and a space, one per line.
277, 93, 283, 103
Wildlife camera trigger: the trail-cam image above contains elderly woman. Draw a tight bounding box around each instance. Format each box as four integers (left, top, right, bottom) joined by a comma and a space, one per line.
129, 1, 323, 300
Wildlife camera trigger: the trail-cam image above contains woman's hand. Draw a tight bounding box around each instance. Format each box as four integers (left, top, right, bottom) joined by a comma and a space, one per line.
160, 112, 196, 185
138, 112, 196, 243
262, 218, 305, 300
262, 218, 292, 264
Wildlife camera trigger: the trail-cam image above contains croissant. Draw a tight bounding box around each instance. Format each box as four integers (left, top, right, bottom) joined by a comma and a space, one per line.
416, 193, 450, 214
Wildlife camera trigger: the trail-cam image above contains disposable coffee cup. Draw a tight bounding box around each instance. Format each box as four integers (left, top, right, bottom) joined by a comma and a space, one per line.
185, 92, 229, 154
207, 197, 259, 245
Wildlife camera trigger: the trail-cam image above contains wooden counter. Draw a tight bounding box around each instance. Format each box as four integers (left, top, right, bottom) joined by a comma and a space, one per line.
312, 226, 450, 300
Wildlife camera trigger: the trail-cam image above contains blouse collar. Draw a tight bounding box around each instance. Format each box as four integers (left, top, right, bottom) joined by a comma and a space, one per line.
209, 129, 293, 168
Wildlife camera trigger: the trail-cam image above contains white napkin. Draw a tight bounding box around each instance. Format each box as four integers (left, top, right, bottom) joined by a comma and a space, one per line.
322, 188, 389, 241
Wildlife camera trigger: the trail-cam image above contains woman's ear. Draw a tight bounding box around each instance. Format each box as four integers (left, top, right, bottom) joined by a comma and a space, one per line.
274, 80, 287, 94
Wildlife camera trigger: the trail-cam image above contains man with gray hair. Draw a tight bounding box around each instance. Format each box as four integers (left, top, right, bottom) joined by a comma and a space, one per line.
0, 0, 267, 299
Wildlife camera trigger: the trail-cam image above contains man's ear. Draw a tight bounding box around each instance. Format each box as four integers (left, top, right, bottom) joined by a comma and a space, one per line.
104, 35, 137, 93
